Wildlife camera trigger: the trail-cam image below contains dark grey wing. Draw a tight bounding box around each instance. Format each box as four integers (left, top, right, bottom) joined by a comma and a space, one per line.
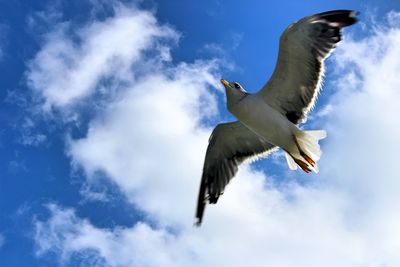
195, 121, 276, 225
257, 10, 358, 124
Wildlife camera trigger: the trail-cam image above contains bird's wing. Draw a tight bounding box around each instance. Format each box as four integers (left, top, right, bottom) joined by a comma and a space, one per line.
195, 121, 276, 225
257, 10, 357, 124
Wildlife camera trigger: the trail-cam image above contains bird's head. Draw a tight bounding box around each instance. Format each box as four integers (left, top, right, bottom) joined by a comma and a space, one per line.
220, 79, 248, 110
220, 79, 246, 92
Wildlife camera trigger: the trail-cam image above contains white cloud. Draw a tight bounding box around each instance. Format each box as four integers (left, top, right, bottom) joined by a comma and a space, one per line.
26, 5, 179, 111
31, 5, 400, 267
68, 60, 219, 226
78, 182, 112, 203
17, 118, 47, 146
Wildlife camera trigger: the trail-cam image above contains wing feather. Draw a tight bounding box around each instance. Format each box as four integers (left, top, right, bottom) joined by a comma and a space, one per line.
195, 121, 276, 225
257, 10, 358, 124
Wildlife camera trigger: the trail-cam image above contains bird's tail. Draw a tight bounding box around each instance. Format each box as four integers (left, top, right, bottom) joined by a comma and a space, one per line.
285, 130, 327, 173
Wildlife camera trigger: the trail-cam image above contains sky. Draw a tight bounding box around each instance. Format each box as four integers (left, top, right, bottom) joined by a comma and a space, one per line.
1, 0, 400, 266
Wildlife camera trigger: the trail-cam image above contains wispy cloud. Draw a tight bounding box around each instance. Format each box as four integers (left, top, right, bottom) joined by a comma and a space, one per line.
16, 118, 47, 147
0, 233, 5, 249
31, 4, 400, 267
26, 5, 179, 111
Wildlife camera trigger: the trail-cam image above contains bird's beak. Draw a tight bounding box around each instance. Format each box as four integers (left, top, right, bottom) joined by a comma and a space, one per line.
220, 79, 230, 88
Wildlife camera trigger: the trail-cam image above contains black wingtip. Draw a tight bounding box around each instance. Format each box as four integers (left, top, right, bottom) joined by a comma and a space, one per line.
194, 206, 204, 227
315, 10, 359, 27
194, 219, 202, 227
195, 177, 207, 227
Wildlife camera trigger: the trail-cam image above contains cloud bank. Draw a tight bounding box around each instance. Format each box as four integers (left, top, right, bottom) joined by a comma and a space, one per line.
29, 4, 400, 267
26, 5, 179, 111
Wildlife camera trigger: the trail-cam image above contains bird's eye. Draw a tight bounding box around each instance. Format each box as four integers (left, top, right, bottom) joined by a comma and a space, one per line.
234, 82, 240, 89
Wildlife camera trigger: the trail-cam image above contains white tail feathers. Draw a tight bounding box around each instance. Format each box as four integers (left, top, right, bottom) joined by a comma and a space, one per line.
298, 130, 327, 162
285, 152, 298, 170
285, 129, 327, 173
305, 130, 327, 140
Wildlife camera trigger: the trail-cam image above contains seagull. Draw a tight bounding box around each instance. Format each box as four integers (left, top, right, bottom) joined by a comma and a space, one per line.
195, 10, 358, 225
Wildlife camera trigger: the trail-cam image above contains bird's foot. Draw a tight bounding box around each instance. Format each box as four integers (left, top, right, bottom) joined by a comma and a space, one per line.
294, 158, 311, 173
292, 134, 316, 168
301, 153, 315, 167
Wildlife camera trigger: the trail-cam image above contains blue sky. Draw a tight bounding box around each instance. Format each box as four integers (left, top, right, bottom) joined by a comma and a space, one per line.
1, 1, 400, 266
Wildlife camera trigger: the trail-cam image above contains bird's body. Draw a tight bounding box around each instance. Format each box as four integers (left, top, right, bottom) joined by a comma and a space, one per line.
230, 94, 297, 152
195, 10, 358, 225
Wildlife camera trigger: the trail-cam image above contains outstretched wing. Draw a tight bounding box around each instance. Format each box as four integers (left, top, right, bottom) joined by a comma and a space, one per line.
257, 10, 358, 124
195, 121, 276, 225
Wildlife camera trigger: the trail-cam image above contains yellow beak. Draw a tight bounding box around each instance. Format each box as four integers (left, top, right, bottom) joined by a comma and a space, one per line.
220, 79, 230, 87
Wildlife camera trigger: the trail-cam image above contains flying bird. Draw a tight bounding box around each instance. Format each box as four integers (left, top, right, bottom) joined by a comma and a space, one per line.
195, 10, 358, 225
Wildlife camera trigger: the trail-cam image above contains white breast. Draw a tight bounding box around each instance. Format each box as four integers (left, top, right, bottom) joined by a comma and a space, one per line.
230, 95, 296, 150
